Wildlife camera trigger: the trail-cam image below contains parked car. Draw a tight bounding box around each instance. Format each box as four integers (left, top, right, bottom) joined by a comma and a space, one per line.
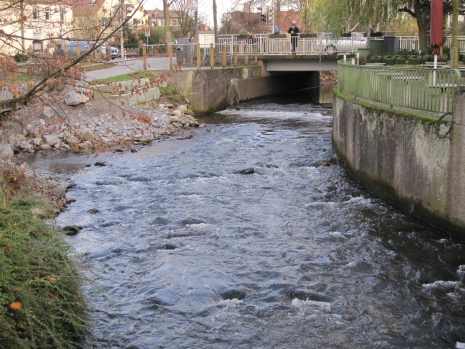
65, 41, 119, 59
316, 32, 368, 54
101, 45, 119, 59
65, 41, 91, 57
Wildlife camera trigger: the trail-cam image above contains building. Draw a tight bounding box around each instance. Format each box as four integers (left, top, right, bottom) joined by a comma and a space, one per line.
146, 8, 196, 40
0, 0, 147, 55
0, 0, 73, 55
71, 0, 147, 41
147, 8, 180, 28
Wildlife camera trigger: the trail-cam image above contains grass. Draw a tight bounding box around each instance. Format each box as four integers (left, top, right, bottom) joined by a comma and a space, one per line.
92, 71, 161, 85
92, 74, 134, 84
0, 165, 88, 348
160, 85, 184, 102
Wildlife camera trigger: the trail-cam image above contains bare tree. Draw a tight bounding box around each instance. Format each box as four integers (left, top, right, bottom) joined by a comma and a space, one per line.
220, 0, 270, 34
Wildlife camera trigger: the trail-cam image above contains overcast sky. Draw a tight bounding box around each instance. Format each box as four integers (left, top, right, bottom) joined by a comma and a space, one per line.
142, 0, 227, 26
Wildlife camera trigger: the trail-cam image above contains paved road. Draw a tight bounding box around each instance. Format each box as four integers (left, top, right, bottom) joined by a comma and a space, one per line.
85, 58, 145, 81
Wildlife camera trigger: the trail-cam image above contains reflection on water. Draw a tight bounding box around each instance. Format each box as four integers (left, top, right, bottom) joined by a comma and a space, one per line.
27, 87, 465, 349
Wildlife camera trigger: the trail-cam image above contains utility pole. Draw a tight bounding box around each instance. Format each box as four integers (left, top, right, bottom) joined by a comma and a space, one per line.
195, 8, 199, 43
120, 0, 125, 60
213, 0, 218, 44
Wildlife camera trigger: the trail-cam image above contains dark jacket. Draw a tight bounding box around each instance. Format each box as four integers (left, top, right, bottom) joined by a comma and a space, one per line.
288, 26, 299, 37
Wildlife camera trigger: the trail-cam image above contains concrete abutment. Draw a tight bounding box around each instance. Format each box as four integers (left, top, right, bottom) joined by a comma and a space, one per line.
333, 90, 465, 236
166, 66, 319, 114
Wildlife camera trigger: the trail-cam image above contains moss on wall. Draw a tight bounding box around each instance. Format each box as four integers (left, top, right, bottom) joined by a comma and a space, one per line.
333, 93, 465, 237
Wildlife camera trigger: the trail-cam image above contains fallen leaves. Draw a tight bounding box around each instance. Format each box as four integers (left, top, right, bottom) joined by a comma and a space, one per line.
10, 302, 23, 310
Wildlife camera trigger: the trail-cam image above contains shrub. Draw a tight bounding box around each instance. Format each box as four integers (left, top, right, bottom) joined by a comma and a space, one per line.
423, 54, 434, 63
408, 55, 423, 65
160, 85, 184, 102
367, 55, 383, 63
13, 52, 29, 62
437, 55, 448, 62
396, 55, 406, 64
398, 48, 420, 56
383, 55, 396, 65
0, 165, 88, 348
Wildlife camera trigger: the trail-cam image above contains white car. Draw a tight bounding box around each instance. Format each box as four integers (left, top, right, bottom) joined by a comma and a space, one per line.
316, 32, 368, 54
101, 45, 119, 59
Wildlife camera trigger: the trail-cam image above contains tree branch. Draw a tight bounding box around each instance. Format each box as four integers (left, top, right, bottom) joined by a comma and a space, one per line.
398, 6, 416, 18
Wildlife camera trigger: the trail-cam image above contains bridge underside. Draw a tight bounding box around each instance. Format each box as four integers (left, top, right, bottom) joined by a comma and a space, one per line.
259, 54, 350, 72
232, 71, 320, 104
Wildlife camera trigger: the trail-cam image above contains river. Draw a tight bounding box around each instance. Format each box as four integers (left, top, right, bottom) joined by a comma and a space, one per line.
29, 86, 465, 348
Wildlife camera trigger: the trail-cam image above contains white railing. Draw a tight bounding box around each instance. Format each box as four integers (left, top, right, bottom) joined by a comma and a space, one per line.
218, 34, 366, 55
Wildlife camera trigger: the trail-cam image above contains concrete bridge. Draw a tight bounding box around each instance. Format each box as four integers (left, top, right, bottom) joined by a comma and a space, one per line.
257, 54, 343, 72
146, 36, 359, 72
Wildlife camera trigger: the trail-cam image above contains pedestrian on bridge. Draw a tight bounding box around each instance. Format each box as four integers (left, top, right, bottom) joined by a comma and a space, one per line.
288, 20, 299, 54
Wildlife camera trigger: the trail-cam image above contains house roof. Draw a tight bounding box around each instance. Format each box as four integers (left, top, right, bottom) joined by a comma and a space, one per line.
70, 0, 107, 16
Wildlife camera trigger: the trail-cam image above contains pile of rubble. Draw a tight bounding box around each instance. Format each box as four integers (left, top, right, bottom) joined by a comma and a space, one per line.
0, 96, 201, 160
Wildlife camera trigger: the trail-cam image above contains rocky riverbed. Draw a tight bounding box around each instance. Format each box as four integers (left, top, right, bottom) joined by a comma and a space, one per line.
0, 93, 202, 211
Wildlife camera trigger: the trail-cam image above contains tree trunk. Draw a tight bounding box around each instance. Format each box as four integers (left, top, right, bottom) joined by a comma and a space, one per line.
163, 0, 171, 45
276, 0, 281, 29
414, 0, 428, 53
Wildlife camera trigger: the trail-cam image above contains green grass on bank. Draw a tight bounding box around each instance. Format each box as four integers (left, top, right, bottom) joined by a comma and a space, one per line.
92, 71, 161, 85
0, 169, 88, 348
93, 74, 134, 84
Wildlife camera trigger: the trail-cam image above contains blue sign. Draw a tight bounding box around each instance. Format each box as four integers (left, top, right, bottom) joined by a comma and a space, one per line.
275, 26, 281, 32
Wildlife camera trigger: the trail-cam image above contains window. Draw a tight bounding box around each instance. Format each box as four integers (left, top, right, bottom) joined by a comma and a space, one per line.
33, 41, 43, 52
33, 7, 39, 20
45, 7, 50, 20
60, 9, 66, 21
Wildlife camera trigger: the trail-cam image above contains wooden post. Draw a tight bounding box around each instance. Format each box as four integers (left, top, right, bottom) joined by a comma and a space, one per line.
254, 43, 258, 64
12, 71, 18, 111
222, 44, 226, 67
196, 42, 201, 69
168, 44, 173, 70
234, 44, 238, 66
142, 44, 147, 70
210, 43, 214, 69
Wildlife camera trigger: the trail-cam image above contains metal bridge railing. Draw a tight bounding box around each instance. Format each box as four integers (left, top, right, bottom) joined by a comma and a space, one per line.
142, 36, 364, 70
337, 60, 462, 117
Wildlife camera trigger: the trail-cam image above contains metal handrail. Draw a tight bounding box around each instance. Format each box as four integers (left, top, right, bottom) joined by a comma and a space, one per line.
337, 60, 462, 117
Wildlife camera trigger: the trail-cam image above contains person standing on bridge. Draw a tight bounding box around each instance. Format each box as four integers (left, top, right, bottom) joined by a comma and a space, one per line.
288, 20, 299, 54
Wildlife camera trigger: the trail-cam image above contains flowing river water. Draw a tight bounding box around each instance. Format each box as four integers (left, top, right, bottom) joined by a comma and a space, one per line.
28, 86, 465, 348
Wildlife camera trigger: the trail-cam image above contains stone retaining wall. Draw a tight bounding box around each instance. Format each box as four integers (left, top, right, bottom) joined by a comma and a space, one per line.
332, 89, 465, 236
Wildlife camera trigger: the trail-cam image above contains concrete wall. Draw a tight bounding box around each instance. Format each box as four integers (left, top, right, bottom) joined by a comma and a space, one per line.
332, 90, 465, 236
166, 66, 319, 113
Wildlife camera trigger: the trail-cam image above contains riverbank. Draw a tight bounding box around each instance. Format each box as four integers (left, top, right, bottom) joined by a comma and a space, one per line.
0, 164, 88, 347
1, 90, 202, 207
0, 89, 202, 347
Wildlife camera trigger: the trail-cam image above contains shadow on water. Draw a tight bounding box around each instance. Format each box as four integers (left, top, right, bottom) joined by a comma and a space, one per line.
197, 84, 335, 126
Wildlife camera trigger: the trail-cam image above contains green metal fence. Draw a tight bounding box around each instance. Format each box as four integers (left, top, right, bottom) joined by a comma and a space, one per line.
337, 61, 462, 117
